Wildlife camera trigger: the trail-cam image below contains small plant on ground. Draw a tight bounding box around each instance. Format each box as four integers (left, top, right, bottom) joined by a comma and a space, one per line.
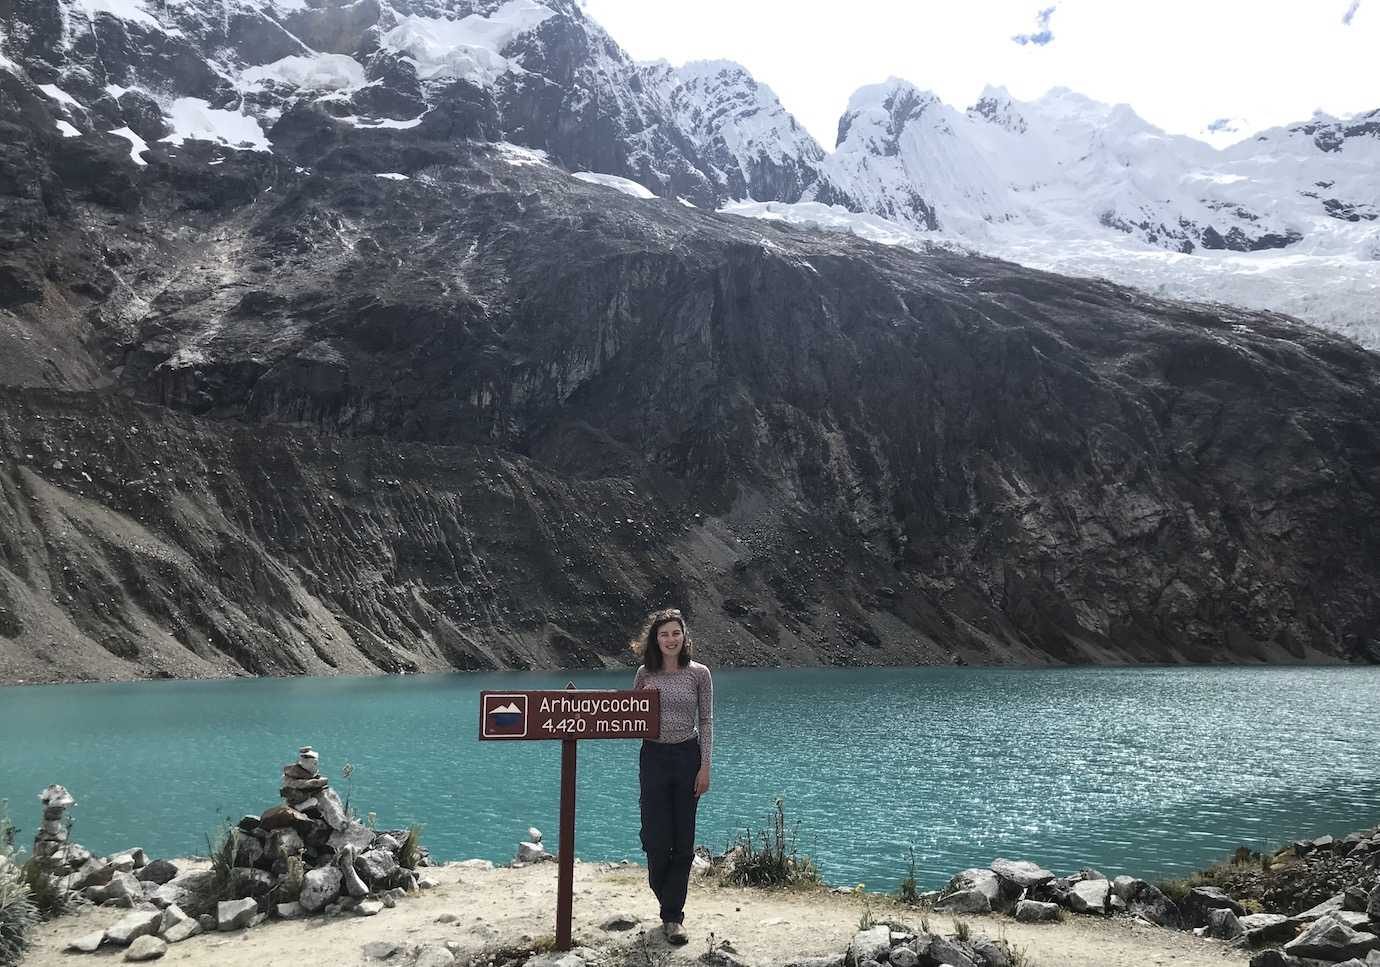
726, 798, 820, 888
205, 820, 237, 902
896, 846, 921, 904
951, 918, 971, 942
857, 903, 876, 931
340, 762, 355, 815
399, 824, 425, 870
0, 801, 38, 967
996, 925, 1037, 967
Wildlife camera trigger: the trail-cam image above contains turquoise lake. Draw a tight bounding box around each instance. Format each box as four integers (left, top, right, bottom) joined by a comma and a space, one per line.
2, 666, 1378, 890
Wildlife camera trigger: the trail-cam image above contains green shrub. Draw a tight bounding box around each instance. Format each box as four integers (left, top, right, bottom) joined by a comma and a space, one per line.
0, 802, 37, 967
205, 822, 237, 902
399, 824, 424, 871
726, 798, 820, 888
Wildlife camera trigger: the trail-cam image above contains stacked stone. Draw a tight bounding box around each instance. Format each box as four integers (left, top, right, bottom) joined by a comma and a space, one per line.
227, 746, 428, 921
34, 784, 76, 867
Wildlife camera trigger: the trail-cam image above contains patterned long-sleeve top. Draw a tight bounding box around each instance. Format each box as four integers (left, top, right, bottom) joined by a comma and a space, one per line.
633, 660, 713, 771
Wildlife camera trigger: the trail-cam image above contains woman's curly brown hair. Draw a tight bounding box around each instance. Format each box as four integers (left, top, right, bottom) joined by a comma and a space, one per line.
630, 607, 693, 670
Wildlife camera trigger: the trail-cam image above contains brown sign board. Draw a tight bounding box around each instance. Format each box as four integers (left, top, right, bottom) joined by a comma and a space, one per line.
479, 689, 661, 741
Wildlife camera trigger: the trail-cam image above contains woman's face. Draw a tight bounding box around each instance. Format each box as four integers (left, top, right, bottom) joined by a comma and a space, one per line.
655, 620, 685, 661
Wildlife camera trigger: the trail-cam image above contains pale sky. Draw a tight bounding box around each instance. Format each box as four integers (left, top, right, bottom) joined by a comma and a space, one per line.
580, 0, 1379, 148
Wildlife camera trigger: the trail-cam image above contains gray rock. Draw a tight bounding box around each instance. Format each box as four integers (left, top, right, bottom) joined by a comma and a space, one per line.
105, 909, 163, 946
1248, 953, 1296, 967
276, 902, 304, 919
1129, 884, 1181, 929
1240, 913, 1294, 947
268, 828, 304, 857
362, 941, 402, 960
1014, 899, 1060, 923
72, 858, 114, 890
525, 955, 585, 967
357, 899, 384, 916
152, 869, 217, 916
989, 858, 1054, 889
90, 870, 144, 905
456, 859, 495, 870
1285, 915, 1380, 961
357, 848, 400, 884
217, 897, 259, 931
231, 830, 265, 868
528, 827, 543, 844
1183, 886, 1246, 927
1333, 912, 1376, 931
1208, 908, 1245, 940
516, 841, 551, 863
935, 889, 990, 914
228, 867, 275, 899
196, 915, 216, 932
969, 939, 1010, 967
1067, 879, 1110, 914
136, 859, 179, 885
416, 947, 456, 967
600, 912, 639, 930
328, 822, 374, 854
162, 917, 200, 944
66, 930, 106, 952
946, 868, 1003, 905
159, 904, 198, 942
922, 936, 976, 967
1111, 875, 1145, 901
1294, 894, 1346, 923
784, 958, 844, 967
317, 788, 348, 831
111, 849, 148, 869
300, 867, 342, 912
888, 948, 919, 967
376, 834, 402, 852
125, 935, 167, 961
1368, 884, 1380, 919
848, 926, 893, 966
343, 860, 370, 897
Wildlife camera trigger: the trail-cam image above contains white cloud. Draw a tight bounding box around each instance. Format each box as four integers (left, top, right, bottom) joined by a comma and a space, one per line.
584, 0, 1380, 147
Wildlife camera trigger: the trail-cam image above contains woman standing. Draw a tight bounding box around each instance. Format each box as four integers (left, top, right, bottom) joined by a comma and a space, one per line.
631, 607, 713, 945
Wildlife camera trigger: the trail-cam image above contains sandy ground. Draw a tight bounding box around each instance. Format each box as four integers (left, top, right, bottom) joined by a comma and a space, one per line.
24, 861, 1251, 967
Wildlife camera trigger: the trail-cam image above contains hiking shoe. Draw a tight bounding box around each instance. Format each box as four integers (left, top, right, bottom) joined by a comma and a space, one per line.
665, 922, 688, 946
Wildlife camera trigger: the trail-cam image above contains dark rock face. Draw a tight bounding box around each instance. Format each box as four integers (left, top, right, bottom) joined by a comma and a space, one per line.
1, 6, 1379, 683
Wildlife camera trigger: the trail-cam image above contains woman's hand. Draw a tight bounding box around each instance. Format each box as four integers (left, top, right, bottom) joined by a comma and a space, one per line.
694, 766, 710, 798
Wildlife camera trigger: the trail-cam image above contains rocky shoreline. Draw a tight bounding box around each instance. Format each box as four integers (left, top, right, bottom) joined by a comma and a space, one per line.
5, 746, 1378, 967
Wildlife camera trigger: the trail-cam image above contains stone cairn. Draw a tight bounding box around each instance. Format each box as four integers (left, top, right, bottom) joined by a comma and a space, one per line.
59, 746, 437, 959
515, 826, 554, 865
33, 784, 77, 868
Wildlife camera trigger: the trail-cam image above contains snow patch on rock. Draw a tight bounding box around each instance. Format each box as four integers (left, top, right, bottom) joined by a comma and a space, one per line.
109, 126, 149, 165
39, 84, 82, 109
493, 141, 550, 167
572, 171, 656, 199
379, 0, 555, 84
241, 54, 366, 92
55, 119, 82, 137
161, 98, 270, 150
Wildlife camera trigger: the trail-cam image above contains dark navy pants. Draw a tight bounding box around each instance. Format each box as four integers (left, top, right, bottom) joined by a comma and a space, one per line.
638, 737, 700, 924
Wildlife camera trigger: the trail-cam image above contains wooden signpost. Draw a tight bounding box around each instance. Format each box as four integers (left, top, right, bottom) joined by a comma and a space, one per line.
479, 683, 660, 950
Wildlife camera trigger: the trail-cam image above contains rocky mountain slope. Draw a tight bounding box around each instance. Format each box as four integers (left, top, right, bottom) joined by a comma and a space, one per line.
1, 0, 1378, 683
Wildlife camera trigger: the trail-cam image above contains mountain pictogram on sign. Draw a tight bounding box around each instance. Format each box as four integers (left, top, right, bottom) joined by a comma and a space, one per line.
483, 694, 527, 737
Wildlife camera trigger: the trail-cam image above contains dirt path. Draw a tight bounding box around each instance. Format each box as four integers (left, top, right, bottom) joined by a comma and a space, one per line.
25, 862, 1251, 967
